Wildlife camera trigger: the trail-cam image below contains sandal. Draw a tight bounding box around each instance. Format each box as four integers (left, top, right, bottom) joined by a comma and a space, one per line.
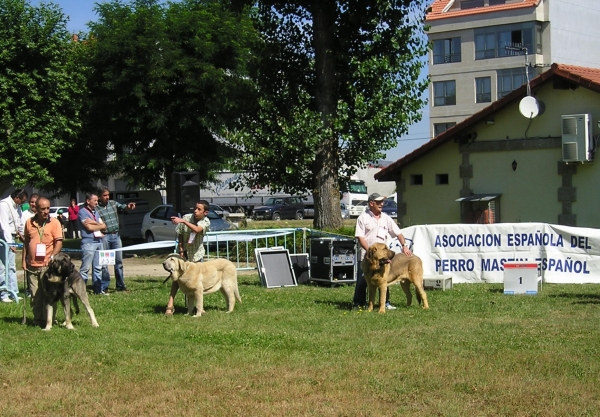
164, 307, 175, 316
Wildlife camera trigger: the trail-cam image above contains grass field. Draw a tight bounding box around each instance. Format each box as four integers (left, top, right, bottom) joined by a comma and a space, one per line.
1, 268, 599, 416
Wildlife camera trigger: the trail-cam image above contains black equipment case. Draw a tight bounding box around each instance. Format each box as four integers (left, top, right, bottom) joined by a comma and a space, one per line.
309, 237, 357, 284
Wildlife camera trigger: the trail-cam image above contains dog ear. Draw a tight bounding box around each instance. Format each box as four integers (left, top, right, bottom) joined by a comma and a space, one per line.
178, 258, 187, 271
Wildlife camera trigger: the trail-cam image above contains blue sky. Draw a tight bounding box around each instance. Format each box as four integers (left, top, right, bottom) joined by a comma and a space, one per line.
31, 0, 430, 162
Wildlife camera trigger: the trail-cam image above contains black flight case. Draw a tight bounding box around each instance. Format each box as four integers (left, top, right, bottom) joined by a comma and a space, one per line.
309, 237, 357, 284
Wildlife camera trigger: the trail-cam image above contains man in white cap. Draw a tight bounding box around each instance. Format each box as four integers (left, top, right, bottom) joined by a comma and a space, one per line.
352, 192, 412, 310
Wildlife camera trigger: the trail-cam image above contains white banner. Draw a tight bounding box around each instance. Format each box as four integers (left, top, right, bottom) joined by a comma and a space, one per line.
392, 223, 600, 284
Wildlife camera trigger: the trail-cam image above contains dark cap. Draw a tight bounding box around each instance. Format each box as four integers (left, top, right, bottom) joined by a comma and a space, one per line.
368, 193, 385, 202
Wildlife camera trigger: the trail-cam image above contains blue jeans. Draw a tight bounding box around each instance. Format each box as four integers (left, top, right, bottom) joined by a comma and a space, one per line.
80, 242, 108, 294
102, 233, 125, 290
0, 248, 18, 299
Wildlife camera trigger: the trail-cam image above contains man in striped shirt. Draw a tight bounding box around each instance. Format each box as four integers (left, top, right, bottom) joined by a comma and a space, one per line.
97, 186, 136, 292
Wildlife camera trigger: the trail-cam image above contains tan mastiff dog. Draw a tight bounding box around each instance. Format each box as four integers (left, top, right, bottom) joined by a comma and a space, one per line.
362, 242, 429, 313
162, 254, 241, 317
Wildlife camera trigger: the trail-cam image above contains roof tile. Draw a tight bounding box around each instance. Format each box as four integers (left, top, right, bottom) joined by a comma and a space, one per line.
426, 0, 541, 21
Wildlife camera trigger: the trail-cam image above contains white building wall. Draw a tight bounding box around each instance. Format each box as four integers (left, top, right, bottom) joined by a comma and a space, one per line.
548, 0, 600, 68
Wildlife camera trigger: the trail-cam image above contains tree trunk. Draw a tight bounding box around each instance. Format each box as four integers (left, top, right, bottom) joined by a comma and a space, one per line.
311, 0, 342, 230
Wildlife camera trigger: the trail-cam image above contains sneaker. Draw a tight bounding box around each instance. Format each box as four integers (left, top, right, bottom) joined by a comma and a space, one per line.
1, 297, 13, 303
385, 303, 397, 310
95, 291, 110, 296
116, 287, 129, 292
352, 304, 365, 311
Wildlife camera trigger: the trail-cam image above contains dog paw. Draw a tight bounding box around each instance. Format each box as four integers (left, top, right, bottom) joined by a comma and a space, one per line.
42, 327, 52, 331
92, 322, 99, 328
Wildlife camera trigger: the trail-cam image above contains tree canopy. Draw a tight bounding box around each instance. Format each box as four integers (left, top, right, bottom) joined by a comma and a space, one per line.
82, 0, 257, 197
229, 0, 429, 228
0, 0, 87, 193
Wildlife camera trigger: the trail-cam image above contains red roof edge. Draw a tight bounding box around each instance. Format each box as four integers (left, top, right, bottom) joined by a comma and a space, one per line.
376, 63, 600, 181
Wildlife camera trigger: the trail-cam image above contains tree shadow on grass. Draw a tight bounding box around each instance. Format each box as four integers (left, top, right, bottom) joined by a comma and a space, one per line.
313, 299, 354, 311
547, 293, 600, 305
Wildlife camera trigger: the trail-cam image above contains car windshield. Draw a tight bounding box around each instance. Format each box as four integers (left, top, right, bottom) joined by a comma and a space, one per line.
264, 198, 283, 205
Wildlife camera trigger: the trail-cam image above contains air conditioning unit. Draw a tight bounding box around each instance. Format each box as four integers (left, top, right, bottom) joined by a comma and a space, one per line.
561, 114, 593, 163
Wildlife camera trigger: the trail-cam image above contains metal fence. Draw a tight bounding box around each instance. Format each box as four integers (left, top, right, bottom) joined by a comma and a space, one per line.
203, 228, 353, 271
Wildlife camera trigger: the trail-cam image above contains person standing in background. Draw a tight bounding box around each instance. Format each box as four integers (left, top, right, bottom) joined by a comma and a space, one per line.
78, 193, 108, 295
21, 193, 39, 223
96, 187, 135, 292
0, 189, 28, 302
67, 198, 80, 239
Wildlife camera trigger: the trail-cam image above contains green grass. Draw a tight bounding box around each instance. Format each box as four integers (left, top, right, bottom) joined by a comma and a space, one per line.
1, 273, 599, 416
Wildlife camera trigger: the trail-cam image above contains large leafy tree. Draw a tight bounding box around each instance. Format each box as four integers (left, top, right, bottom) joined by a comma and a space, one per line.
83, 0, 257, 198
230, 0, 428, 228
0, 0, 87, 194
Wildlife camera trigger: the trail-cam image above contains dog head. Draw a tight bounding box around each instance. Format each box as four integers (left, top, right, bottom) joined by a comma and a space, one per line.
162, 254, 187, 283
44, 252, 75, 283
365, 243, 395, 271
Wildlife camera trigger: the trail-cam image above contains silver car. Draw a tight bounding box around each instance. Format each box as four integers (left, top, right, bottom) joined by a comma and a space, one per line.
210, 203, 230, 219
141, 204, 236, 243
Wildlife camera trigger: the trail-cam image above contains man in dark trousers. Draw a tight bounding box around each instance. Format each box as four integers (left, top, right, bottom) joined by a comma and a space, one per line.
352, 193, 412, 310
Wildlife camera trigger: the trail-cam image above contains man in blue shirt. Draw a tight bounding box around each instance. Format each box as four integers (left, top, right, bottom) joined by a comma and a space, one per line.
78, 193, 109, 295
97, 187, 135, 292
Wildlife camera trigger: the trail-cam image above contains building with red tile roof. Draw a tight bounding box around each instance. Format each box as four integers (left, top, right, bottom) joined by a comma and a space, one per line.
425, 0, 600, 140
377, 63, 600, 228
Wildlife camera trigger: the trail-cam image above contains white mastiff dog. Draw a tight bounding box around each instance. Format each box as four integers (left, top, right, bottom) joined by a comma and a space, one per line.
162, 254, 241, 317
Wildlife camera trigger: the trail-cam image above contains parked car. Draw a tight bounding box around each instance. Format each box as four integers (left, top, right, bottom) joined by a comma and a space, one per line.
49, 206, 69, 221
141, 204, 236, 243
349, 201, 367, 218
210, 203, 230, 219
381, 199, 398, 218
303, 202, 350, 219
252, 196, 304, 221
340, 203, 349, 219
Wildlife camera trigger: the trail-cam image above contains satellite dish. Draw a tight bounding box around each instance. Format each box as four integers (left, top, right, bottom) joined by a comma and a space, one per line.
519, 96, 542, 119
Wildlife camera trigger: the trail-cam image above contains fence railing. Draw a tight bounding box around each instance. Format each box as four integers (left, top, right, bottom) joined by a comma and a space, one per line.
203, 228, 354, 270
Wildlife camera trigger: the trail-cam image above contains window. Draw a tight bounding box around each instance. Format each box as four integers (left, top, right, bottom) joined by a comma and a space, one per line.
497, 67, 531, 99
433, 38, 461, 64
475, 23, 539, 60
410, 175, 423, 185
433, 81, 456, 106
489, 0, 506, 5
475, 77, 491, 103
463, 201, 498, 224
458, 196, 501, 224
436, 174, 449, 185
461, 0, 484, 9
434, 122, 456, 136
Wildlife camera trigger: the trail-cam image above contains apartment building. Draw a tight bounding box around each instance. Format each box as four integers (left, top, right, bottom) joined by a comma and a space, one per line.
426, 0, 600, 138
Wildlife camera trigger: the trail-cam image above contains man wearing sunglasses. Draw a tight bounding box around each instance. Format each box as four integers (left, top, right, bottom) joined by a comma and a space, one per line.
352, 193, 412, 310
